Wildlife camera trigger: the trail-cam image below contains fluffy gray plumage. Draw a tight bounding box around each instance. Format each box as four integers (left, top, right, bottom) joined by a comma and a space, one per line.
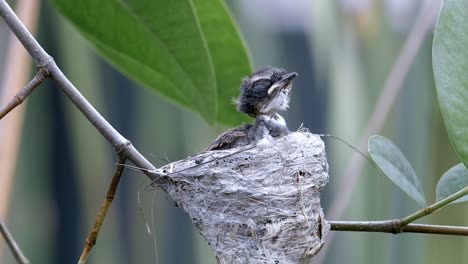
207, 66, 297, 151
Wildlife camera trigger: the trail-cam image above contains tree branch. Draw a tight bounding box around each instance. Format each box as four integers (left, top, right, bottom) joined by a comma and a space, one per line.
0, 219, 29, 264
0, 2, 166, 262
78, 157, 127, 264
329, 188, 468, 237
330, 221, 468, 236
0, 0, 160, 180
0, 67, 48, 119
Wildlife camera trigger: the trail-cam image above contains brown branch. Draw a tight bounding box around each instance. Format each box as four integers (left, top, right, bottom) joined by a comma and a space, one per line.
0, 67, 48, 120
0, 219, 29, 264
402, 224, 468, 236
78, 157, 127, 264
330, 221, 468, 236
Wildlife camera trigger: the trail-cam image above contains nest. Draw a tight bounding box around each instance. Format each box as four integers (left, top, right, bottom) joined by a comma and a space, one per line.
153, 132, 329, 264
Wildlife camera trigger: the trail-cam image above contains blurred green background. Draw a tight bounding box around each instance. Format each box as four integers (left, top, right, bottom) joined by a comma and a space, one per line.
1, 0, 467, 263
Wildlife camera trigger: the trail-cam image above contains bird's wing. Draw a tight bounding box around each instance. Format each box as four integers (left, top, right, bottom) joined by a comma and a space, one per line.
206, 125, 251, 151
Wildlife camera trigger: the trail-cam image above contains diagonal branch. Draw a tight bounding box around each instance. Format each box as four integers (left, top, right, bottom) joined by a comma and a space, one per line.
0, 219, 29, 264
0, 0, 160, 180
0, 67, 48, 120
78, 156, 127, 264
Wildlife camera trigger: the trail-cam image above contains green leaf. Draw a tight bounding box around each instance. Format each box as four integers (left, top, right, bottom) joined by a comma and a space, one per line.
368, 135, 427, 207
50, 0, 252, 126
433, 0, 468, 167
436, 163, 468, 204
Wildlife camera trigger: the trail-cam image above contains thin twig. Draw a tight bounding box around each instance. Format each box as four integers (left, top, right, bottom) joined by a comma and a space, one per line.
401, 186, 468, 225
0, 219, 29, 264
330, 221, 468, 236
317, 1, 442, 262
0, 67, 48, 119
78, 157, 127, 264
0, 0, 159, 180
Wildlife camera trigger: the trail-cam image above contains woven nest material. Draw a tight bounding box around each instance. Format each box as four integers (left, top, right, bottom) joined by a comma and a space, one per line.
153, 131, 329, 264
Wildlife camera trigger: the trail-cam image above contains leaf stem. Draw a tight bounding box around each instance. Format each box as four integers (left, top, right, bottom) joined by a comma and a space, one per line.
401, 186, 468, 225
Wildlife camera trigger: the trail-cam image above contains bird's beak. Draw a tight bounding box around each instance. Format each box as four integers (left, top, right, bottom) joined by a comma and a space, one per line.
267, 72, 298, 95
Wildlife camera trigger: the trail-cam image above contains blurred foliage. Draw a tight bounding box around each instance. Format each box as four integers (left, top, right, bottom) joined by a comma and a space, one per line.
50, 0, 252, 126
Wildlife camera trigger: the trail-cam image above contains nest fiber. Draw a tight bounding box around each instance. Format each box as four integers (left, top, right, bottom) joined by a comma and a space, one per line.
156, 132, 329, 264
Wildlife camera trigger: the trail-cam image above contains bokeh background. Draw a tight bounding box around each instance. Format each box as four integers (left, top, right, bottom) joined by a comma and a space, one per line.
1, 0, 467, 263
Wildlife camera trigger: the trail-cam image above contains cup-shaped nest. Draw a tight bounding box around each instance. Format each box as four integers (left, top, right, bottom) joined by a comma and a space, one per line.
154, 132, 329, 264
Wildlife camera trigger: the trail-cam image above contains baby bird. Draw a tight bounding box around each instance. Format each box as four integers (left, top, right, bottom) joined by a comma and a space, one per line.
206, 67, 298, 151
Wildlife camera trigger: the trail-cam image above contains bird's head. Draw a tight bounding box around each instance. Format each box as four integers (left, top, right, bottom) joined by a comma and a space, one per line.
236, 66, 298, 117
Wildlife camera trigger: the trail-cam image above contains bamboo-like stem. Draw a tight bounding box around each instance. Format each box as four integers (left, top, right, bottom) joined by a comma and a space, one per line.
0, 220, 29, 264
78, 157, 127, 264
330, 221, 468, 236
0, 67, 48, 119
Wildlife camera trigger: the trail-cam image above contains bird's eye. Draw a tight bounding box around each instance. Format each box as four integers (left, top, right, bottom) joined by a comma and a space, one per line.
253, 80, 271, 93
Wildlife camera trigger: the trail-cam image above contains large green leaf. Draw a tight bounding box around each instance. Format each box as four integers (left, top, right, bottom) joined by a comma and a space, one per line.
436, 163, 468, 204
50, 0, 252, 125
368, 135, 427, 207
433, 0, 468, 167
